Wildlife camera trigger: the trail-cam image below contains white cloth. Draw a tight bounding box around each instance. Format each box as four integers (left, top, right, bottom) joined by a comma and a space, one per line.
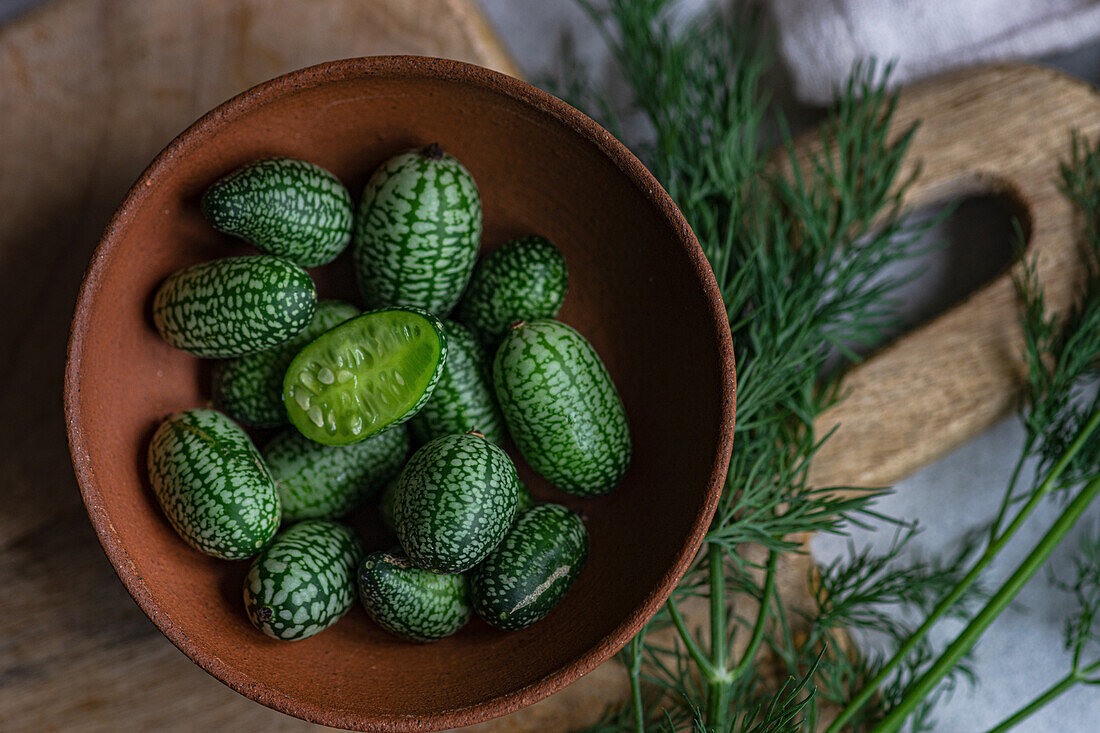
772, 0, 1100, 105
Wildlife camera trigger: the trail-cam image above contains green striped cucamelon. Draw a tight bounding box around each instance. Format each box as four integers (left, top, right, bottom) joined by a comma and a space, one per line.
264, 424, 409, 523
153, 255, 316, 358
202, 158, 354, 268
515, 479, 535, 516
147, 409, 280, 560
353, 144, 481, 314
380, 476, 532, 534
213, 300, 359, 427
357, 550, 471, 642
283, 307, 447, 446
378, 478, 399, 533
471, 503, 588, 630
393, 432, 518, 573
456, 235, 567, 347
494, 320, 631, 497
243, 520, 364, 641
409, 320, 505, 444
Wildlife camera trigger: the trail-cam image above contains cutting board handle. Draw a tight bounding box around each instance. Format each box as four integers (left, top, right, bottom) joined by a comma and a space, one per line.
808, 64, 1099, 488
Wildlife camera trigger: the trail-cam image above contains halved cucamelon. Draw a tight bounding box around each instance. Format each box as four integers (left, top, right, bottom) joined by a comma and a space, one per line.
243, 520, 364, 641
393, 432, 518, 573
283, 307, 447, 446
214, 300, 359, 427
147, 409, 280, 560
357, 550, 471, 642
353, 144, 481, 314
264, 424, 409, 522
409, 320, 505, 444
471, 503, 588, 630
494, 319, 631, 496
456, 235, 567, 347
152, 255, 316, 358
202, 158, 354, 267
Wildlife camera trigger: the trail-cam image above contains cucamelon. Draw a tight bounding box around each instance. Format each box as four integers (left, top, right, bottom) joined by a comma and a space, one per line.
393, 432, 518, 573
264, 424, 409, 522
357, 550, 471, 642
515, 479, 535, 516
283, 307, 447, 446
456, 235, 567, 347
213, 299, 359, 427
202, 157, 354, 267
409, 320, 505, 444
494, 319, 631, 496
243, 520, 364, 641
147, 408, 280, 560
152, 255, 316, 358
353, 144, 481, 314
471, 503, 588, 630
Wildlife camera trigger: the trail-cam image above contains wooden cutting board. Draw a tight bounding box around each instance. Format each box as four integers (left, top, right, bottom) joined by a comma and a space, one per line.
2, 0, 1096, 731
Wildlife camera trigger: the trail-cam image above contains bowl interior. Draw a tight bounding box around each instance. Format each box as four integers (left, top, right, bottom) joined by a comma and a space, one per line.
67, 58, 733, 730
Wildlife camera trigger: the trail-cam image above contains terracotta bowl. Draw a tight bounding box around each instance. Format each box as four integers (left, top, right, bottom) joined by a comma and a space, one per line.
64, 56, 735, 731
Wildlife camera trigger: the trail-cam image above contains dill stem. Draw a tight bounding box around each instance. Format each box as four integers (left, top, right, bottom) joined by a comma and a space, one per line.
627, 630, 646, 733
827, 408, 1100, 733
988, 443, 1032, 541
667, 596, 717, 680
732, 550, 777, 679
874, 470, 1100, 733
985, 659, 1100, 733
707, 543, 730, 727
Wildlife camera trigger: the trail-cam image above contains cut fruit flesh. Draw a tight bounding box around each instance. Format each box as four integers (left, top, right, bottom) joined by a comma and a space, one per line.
283, 308, 445, 445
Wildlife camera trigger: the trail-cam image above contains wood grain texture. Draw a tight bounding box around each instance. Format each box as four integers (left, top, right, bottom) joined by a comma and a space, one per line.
808, 64, 1100, 489
0, 2, 515, 732
1, 0, 1095, 729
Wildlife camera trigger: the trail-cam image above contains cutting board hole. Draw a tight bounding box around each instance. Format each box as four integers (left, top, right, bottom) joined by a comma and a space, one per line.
836, 192, 1026, 365
896, 192, 1026, 327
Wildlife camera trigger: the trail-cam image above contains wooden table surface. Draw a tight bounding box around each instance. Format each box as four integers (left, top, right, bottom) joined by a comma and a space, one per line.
0, 2, 520, 730
3, 0, 1098, 731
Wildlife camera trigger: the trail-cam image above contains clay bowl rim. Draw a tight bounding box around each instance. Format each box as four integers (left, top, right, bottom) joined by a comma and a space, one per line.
63, 55, 736, 731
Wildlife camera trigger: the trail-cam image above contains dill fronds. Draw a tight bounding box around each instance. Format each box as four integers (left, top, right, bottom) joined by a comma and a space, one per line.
565, 2, 1100, 731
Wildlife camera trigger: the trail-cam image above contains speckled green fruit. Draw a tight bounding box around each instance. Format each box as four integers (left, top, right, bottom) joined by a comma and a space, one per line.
378, 478, 399, 533
153, 255, 316, 358
471, 504, 588, 630
381, 477, 530, 534
515, 479, 535, 516
147, 409, 280, 560
409, 320, 505, 444
494, 320, 631, 496
283, 307, 447, 446
264, 425, 409, 522
357, 550, 471, 642
243, 520, 364, 641
456, 236, 567, 346
214, 300, 359, 427
393, 433, 518, 573
202, 158, 354, 267
353, 144, 481, 314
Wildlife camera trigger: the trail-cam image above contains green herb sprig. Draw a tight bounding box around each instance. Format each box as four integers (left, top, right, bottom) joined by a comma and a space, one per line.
986, 524, 1100, 731
563, 1, 1100, 730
